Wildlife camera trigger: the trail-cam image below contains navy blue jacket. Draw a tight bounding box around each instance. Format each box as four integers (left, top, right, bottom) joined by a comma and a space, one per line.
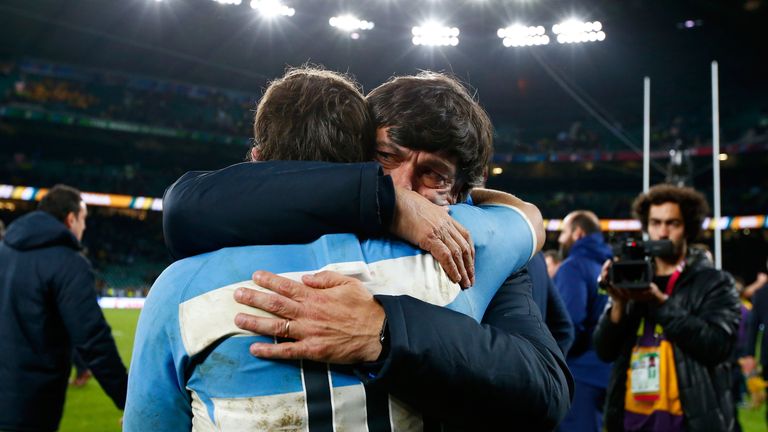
163, 161, 573, 430
554, 232, 613, 388
525, 252, 575, 355
0, 211, 128, 432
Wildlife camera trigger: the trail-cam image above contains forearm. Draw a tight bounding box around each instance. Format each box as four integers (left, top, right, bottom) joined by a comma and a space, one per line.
75, 325, 128, 409
469, 188, 545, 251
359, 295, 572, 430
162, 161, 395, 259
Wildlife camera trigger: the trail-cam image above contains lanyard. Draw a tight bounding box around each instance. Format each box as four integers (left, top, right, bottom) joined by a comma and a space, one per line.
664, 261, 686, 296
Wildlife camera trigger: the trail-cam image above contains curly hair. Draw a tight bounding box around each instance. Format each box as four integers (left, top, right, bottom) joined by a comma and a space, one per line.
251, 66, 374, 163
631, 184, 710, 242
366, 72, 493, 202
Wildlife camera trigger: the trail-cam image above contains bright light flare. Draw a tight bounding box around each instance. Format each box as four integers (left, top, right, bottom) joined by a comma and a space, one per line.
412, 22, 460, 46
719, 153, 728, 161
212, 0, 242, 4
491, 167, 504, 175
329, 15, 374, 32
552, 19, 605, 44
498, 24, 549, 47
250, 0, 295, 18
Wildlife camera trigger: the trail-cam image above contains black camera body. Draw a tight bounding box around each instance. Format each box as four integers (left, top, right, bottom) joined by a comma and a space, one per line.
609, 239, 675, 289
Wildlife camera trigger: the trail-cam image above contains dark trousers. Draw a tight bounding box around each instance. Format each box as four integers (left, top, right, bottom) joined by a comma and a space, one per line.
558, 380, 606, 432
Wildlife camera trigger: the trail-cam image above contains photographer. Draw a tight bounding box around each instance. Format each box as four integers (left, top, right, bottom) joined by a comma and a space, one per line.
593, 184, 740, 432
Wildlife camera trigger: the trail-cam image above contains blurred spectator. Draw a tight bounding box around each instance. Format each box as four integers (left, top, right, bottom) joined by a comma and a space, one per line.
544, 249, 562, 279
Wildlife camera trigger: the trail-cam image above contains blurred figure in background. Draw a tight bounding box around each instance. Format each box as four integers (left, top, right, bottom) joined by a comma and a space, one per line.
555, 210, 613, 432
0, 185, 128, 432
544, 248, 563, 279
740, 260, 768, 426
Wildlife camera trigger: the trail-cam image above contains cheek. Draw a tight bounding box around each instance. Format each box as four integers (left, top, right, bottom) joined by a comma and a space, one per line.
416, 187, 449, 206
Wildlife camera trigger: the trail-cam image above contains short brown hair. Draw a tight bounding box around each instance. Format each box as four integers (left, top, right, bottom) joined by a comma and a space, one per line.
251, 66, 374, 163
367, 72, 493, 202
566, 210, 601, 235
631, 184, 710, 242
38, 184, 83, 223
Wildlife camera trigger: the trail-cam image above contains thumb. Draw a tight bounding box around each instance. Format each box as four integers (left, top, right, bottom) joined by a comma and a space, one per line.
302, 270, 355, 289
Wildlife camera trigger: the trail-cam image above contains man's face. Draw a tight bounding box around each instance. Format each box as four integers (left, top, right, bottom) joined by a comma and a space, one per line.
68, 202, 88, 242
647, 202, 686, 262
375, 127, 459, 206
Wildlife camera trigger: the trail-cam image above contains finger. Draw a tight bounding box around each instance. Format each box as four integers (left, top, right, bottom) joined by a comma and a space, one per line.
439, 229, 470, 288
252, 270, 308, 301
302, 270, 356, 289
428, 238, 462, 284
234, 288, 301, 318
449, 220, 475, 287
235, 314, 301, 339
249, 341, 306, 360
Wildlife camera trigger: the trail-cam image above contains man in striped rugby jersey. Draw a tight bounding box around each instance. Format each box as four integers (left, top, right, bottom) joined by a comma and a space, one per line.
126, 68, 571, 431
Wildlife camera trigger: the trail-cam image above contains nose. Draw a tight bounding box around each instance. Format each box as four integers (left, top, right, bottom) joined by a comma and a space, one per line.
389, 163, 416, 190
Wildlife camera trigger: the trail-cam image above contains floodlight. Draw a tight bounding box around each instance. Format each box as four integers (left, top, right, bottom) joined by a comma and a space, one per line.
499, 24, 549, 47
329, 15, 374, 32
491, 167, 503, 175
250, 0, 295, 18
411, 22, 460, 46
553, 19, 606, 44
213, 0, 242, 4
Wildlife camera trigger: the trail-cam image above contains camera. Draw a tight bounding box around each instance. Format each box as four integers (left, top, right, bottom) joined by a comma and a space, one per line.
609, 239, 674, 289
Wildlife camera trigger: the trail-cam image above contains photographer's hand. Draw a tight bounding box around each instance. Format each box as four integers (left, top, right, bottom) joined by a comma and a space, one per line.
599, 260, 626, 324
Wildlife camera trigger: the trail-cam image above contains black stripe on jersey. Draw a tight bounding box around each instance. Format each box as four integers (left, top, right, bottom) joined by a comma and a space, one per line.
302, 360, 334, 432
423, 417, 443, 432
364, 383, 392, 432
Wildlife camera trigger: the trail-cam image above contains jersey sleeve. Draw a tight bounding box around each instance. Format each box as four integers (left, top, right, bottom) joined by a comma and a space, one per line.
123, 263, 194, 431
449, 203, 537, 284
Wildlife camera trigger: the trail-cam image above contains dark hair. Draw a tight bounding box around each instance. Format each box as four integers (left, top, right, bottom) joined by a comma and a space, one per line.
250, 66, 374, 163
38, 184, 83, 223
631, 184, 710, 242
0, 219, 5, 240
367, 72, 493, 202
568, 210, 601, 235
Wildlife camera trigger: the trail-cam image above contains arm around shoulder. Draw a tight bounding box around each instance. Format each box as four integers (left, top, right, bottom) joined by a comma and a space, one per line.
470, 188, 545, 252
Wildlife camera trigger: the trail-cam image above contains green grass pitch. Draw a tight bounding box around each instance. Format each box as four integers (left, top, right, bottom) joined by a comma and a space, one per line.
58, 308, 767, 431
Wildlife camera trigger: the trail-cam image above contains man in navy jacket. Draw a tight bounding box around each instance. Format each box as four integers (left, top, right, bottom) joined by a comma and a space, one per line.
554, 210, 613, 432
162, 71, 572, 430
0, 185, 128, 432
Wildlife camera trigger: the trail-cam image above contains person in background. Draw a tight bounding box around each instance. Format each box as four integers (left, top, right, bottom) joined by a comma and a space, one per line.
740, 260, 768, 427
0, 184, 128, 432
544, 249, 563, 279
555, 210, 613, 432
594, 184, 740, 432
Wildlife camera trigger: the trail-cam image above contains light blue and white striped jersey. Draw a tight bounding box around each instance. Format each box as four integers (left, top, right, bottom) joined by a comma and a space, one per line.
125, 203, 535, 431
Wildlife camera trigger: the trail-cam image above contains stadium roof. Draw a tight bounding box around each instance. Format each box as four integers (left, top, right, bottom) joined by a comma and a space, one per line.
1, 0, 766, 137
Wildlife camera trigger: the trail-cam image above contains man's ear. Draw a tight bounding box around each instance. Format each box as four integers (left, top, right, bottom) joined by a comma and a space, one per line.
64, 211, 76, 230
250, 146, 261, 161
573, 226, 586, 240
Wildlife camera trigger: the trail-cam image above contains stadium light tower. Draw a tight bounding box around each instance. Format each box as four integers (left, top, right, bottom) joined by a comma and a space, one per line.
329, 14, 375, 38
250, 0, 295, 18
498, 24, 549, 47
552, 19, 605, 44
412, 21, 460, 46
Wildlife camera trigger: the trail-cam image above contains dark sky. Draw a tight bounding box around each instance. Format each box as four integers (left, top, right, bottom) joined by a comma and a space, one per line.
1, 0, 766, 141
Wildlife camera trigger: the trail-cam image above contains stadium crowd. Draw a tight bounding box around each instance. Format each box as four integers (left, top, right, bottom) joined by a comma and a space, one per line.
0, 60, 767, 432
